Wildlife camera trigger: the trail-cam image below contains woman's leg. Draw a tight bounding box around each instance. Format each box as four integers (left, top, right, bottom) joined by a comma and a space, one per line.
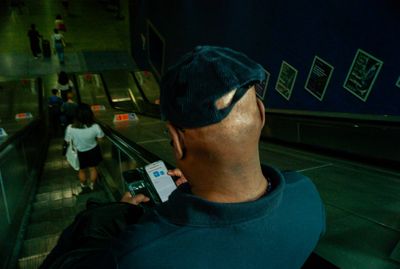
78, 169, 86, 187
59, 48, 65, 64
88, 167, 98, 190
55, 43, 64, 64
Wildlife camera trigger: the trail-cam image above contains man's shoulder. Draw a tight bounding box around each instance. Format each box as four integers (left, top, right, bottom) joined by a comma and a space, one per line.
279, 170, 325, 225
281, 170, 318, 192
281, 169, 305, 180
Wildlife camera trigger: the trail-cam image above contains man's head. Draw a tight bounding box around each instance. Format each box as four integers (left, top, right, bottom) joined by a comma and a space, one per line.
161, 46, 265, 129
67, 91, 74, 100
160, 46, 266, 186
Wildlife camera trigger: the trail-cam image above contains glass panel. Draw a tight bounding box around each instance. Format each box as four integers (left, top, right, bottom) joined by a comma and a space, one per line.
101, 71, 136, 103
133, 71, 160, 104
77, 73, 110, 108
0, 79, 39, 121
0, 120, 48, 264
100, 136, 150, 199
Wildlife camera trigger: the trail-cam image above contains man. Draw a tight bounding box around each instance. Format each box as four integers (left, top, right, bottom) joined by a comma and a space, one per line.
60, 91, 78, 126
48, 89, 63, 135
27, 24, 42, 58
41, 46, 325, 269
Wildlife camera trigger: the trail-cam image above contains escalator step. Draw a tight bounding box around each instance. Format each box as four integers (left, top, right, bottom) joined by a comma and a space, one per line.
35, 189, 74, 202
39, 175, 76, 185
30, 207, 77, 224
43, 159, 65, 171
33, 197, 77, 211
40, 169, 76, 181
19, 234, 59, 258
37, 182, 81, 195
25, 220, 73, 239
18, 252, 49, 269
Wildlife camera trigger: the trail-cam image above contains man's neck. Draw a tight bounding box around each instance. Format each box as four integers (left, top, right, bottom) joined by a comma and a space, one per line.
187, 161, 268, 203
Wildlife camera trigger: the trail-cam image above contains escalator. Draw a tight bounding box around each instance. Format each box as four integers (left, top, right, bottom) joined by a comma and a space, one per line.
17, 136, 111, 268
13, 71, 172, 269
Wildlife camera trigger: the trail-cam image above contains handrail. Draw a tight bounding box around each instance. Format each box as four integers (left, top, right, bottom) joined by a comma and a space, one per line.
130, 71, 151, 104
0, 119, 42, 153
99, 73, 119, 110
0, 76, 45, 153
97, 121, 173, 168
71, 74, 82, 104
266, 108, 400, 126
99, 71, 160, 117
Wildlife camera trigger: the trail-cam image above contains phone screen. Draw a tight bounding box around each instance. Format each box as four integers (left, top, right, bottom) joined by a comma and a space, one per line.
145, 160, 177, 202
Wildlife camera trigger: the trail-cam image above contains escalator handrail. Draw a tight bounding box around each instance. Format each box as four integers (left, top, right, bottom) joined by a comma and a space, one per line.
99, 71, 160, 117
71, 74, 82, 104
97, 121, 173, 168
0, 76, 45, 153
0, 119, 42, 153
99, 73, 119, 109
130, 71, 151, 104
266, 108, 400, 126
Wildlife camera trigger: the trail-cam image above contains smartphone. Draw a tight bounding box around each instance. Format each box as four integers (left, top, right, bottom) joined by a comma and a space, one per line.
144, 160, 177, 203
123, 169, 152, 199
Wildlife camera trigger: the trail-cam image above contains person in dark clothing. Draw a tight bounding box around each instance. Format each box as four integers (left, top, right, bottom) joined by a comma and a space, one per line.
48, 89, 63, 135
57, 71, 74, 101
27, 24, 42, 58
61, 0, 69, 15
60, 91, 78, 127
40, 46, 325, 269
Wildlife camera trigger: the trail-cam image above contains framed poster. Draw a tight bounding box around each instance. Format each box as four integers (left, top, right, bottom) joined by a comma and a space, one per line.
275, 61, 298, 100
304, 56, 334, 101
343, 49, 383, 102
255, 68, 270, 101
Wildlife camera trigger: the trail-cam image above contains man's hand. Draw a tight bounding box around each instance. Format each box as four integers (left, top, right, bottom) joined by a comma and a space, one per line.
168, 168, 188, 186
120, 192, 150, 205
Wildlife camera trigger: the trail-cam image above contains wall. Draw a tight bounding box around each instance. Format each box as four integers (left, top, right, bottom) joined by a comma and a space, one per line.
129, 0, 400, 118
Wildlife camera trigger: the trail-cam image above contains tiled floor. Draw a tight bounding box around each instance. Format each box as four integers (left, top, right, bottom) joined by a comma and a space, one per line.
0, 0, 133, 77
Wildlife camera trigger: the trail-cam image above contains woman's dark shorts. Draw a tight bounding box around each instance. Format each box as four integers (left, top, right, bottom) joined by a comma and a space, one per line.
78, 145, 102, 169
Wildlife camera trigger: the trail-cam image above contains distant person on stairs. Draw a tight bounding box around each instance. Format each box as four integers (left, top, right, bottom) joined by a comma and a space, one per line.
52, 29, 66, 64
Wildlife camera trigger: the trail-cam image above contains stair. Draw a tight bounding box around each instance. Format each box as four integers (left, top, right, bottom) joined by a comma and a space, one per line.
17, 138, 111, 269
18, 253, 50, 269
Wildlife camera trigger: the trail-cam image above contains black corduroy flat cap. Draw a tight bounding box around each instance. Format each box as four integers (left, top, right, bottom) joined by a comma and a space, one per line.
160, 46, 265, 128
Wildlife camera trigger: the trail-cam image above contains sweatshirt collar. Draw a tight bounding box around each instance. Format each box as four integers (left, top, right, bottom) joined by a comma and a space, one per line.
157, 165, 285, 227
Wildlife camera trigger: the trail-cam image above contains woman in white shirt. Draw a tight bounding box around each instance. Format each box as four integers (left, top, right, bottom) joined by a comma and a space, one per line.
64, 103, 104, 190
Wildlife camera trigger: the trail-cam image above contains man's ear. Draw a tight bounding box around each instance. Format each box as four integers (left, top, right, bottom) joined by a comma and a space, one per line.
167, 122, 185, 160
256, 98, 266, 128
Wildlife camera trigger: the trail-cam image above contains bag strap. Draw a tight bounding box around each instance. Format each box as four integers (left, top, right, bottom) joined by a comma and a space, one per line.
70, 139, 77, 152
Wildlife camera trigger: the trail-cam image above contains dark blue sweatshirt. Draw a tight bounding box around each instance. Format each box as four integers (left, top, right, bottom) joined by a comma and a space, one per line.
50, 165, 325, 269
